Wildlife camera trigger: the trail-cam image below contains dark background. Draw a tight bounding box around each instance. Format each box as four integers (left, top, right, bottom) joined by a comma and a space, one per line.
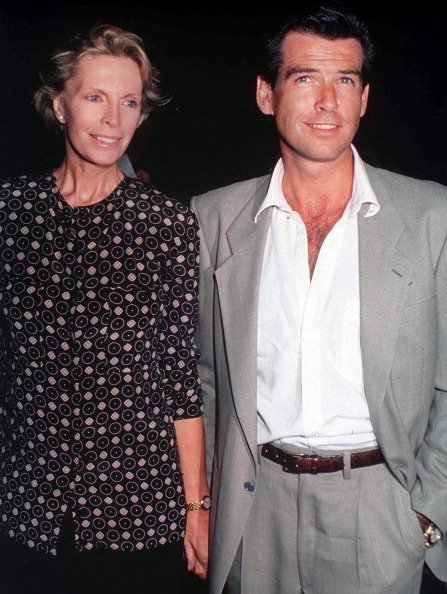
0, 0, 445, 203
0, 4, 446, 592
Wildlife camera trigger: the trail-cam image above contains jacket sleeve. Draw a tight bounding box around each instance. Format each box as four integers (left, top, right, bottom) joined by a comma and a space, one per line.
190, 196, 216, 482
412, 223, 447, 580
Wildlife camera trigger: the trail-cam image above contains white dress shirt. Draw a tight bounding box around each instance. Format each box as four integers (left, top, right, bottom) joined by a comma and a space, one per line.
256, 146, 380, 450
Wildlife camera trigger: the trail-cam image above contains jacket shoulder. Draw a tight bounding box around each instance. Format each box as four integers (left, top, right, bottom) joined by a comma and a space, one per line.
191, 176, 269, 218
365, 164, 447, 210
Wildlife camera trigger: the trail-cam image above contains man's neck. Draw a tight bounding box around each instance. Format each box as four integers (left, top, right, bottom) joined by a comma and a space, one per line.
281, 150, 355, 219
280, 148, 356, 279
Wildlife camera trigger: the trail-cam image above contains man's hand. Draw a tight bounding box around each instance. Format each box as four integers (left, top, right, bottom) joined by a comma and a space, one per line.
416, 512, 443, 547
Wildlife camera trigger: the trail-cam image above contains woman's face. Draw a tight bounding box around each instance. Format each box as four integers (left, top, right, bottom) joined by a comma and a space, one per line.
53, 54, 143, 169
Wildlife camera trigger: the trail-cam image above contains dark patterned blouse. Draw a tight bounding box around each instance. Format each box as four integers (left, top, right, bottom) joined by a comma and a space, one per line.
0, 173, 202, 555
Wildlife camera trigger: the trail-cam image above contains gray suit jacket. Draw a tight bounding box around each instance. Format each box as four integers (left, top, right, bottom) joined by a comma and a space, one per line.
191, 162, 447, 592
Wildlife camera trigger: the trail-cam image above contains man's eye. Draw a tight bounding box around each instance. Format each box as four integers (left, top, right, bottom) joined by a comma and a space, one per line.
340, 77, 354, 84
296, 76, 311, 83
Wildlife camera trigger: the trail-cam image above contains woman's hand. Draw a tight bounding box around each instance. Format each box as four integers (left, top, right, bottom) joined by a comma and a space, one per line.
184, 508, 210, 579
174, 416, 210, 579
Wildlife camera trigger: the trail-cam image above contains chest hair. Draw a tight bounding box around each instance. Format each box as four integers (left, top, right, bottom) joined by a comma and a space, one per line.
304, 212, 343, 278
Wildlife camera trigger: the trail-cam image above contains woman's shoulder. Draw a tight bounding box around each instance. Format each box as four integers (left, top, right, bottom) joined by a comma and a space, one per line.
122, 177, 197, 223
0, 171, 52, 185
0, 172, 54, 211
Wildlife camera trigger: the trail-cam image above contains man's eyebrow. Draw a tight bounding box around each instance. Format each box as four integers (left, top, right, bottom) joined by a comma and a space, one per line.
284, 66, 362, 79
339, 68, 362, 77
284, 66, 318, 79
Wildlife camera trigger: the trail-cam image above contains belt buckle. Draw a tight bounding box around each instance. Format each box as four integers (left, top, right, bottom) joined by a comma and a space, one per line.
283, 452, 321, 474
294, 452, 322, 475
309, 454, 320, 474
281, 450, 303, 473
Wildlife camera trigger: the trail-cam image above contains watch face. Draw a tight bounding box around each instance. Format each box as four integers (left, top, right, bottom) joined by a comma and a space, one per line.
429, 528, 443, 544
425, 525, 443, 547
202, 496, 211, 510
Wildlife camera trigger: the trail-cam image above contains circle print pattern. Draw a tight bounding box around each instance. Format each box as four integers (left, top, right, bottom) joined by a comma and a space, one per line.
0, 173, 202, 554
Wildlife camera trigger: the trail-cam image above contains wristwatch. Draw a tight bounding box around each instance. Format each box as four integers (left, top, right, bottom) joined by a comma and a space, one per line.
186, 495, 211, 511
416, 512, 443, 547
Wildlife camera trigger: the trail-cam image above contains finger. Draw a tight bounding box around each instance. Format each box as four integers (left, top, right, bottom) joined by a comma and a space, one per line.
183, 541, 196, 572
196, 550, 208, 569
193, 560, 207, 580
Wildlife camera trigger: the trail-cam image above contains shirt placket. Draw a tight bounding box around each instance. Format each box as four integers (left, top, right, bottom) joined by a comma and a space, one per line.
56, 204, 84, 501
71, 213, 88, 481
301, 219, 347, 443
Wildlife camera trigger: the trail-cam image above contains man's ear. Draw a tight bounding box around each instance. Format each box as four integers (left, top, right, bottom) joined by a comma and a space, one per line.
256, 76, 274, 116
360, 83, 369, 118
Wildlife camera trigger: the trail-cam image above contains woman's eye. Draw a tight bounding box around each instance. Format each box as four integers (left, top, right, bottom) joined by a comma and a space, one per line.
86, 94, 101, 102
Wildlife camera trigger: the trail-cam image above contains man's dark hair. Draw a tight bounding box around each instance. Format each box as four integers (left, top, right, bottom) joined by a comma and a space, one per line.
262, 4, 374, 88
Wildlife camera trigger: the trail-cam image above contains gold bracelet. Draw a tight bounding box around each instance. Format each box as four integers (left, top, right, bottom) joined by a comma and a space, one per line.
186, 495, 211, 511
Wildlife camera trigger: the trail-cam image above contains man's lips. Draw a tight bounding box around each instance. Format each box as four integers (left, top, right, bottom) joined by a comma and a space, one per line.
308, 123, 339, 130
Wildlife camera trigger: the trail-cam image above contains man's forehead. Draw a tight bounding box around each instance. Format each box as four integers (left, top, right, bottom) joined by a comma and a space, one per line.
280, 32, 364, 67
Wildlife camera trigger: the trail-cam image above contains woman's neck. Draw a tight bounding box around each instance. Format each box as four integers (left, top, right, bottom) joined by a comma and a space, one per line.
53, 156, 124, 208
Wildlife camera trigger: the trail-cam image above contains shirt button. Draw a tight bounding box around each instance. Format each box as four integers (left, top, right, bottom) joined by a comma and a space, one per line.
244, 481, 255, 492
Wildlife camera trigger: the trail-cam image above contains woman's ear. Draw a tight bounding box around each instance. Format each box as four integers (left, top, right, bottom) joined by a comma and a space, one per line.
52, 94, 66, 124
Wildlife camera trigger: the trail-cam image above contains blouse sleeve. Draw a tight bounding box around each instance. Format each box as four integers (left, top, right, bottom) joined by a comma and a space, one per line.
0, 281, 11, 423
0, 324, 9, 397
158, 205, 203, 420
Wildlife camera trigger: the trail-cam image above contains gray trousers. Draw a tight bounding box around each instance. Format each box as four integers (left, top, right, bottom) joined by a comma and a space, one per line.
226, 449, 426, 594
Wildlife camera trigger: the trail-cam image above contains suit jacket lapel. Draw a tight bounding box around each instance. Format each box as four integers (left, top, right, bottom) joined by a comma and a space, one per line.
359, 166, 414, 423
214, 178, 271, 462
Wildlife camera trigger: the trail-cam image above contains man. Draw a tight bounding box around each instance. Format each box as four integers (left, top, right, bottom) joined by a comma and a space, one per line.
190, 5, 447, 594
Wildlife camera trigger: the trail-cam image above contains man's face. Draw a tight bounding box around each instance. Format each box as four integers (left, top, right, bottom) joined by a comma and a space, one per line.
257, 32, 369, 165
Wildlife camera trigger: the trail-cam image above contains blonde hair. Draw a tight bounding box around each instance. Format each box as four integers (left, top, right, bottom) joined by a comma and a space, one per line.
34, 24, 165, 128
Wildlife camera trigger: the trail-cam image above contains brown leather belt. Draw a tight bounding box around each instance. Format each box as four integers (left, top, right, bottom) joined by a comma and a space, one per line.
261, 442, 385, 474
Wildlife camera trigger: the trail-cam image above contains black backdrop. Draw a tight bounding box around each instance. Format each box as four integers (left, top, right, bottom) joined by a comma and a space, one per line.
0, 0, 445, 202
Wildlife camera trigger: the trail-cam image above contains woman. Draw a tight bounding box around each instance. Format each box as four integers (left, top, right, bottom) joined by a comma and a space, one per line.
0, 24, 209, 594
